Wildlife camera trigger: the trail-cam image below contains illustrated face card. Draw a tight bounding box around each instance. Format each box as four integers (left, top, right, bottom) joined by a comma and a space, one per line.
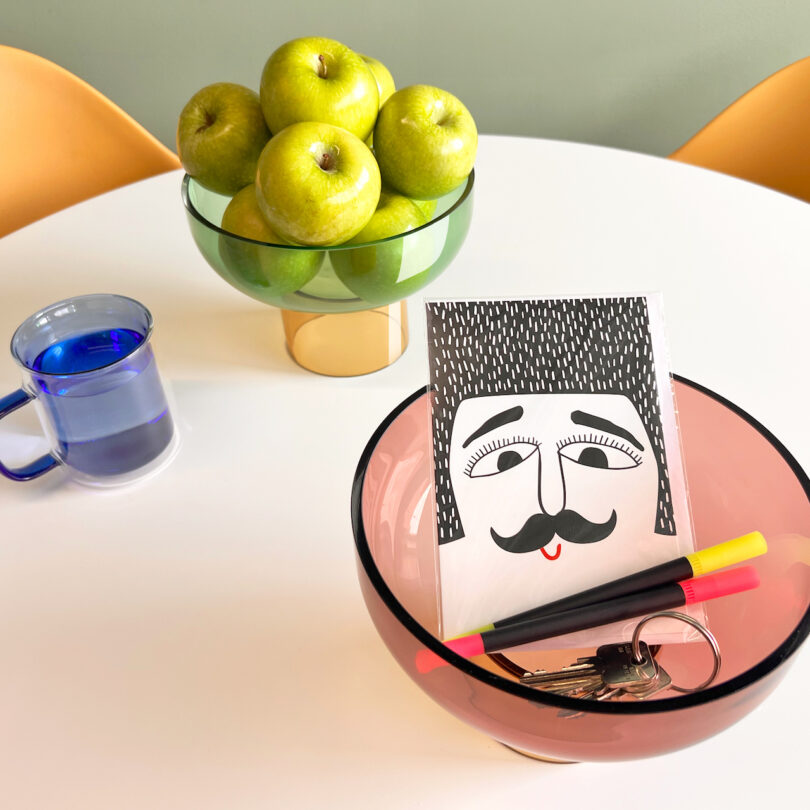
426, 295, 696, 642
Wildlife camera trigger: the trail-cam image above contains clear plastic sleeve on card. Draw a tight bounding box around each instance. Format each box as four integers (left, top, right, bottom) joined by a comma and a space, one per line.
425, 294, 705, 648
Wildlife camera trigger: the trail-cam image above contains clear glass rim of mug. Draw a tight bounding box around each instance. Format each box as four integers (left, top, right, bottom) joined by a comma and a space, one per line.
9, 293, 155, 378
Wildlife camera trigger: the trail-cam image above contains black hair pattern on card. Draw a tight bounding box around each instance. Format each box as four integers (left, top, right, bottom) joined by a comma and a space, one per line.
426, 297, 675, 544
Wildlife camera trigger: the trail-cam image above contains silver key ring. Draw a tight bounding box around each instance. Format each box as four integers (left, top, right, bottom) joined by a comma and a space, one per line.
631, 611, 721, 693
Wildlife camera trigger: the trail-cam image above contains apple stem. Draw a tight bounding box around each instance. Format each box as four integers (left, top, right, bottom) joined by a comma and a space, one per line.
319, 152, 335, 172
317, 54, 327, 79
196, 111, 215, 134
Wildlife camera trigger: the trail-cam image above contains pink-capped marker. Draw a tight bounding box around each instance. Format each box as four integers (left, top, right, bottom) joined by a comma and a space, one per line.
416, 565, 760, 674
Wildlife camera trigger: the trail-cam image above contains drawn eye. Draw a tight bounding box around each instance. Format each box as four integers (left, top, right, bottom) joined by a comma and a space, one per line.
559, 441, 640, 470
467, 441, 539, 478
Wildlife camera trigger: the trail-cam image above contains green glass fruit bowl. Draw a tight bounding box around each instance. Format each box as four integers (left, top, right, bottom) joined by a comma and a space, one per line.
181, 172, 474, 313
181, 172, 473, 375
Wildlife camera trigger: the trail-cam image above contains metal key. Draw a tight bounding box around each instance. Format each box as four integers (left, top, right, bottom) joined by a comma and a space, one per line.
597, 641, 673, 700
517, 610, 717, 705
520, 641, 658, 698
520, 660, 605, 694
593, 642, 658, 691
622, 662, 672, 700
577, 641, 661, 701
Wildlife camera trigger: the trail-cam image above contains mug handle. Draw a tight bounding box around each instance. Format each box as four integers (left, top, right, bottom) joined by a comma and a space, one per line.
0, 389, 59, 481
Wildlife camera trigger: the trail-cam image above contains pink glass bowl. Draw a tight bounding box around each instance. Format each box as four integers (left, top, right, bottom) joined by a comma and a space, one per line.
351, 377, 810, 762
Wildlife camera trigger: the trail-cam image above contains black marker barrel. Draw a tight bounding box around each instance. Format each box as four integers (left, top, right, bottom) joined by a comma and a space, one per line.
482, 582, 686, 652
493, 557, 693, 629
415, 566, 760, 673
488, 532, 767, 632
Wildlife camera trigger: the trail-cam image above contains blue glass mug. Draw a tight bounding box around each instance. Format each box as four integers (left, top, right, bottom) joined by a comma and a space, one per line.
0, 294, 176, 486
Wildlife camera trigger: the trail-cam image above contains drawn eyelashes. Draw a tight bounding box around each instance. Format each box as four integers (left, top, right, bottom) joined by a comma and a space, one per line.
557, 432, 642, 469
465, 437, 540, 478
465, 432, 642, 478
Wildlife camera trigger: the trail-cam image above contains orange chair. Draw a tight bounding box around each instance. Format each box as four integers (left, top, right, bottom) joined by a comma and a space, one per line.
0, 46, 180, 238
670, 55, 810, 203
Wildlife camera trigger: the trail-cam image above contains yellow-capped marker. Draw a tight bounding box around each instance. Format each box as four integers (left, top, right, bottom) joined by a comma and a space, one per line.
686, 531, 767, 577
452, 531, 768, 637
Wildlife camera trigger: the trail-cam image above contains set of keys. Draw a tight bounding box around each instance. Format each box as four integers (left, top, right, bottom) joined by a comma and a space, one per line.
519, 640, 672, 701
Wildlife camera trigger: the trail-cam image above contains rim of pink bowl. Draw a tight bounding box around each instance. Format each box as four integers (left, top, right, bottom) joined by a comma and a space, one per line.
351, 375, 810, 715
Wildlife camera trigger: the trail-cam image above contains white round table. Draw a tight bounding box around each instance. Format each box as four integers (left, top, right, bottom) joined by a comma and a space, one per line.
1, 135, 807, 809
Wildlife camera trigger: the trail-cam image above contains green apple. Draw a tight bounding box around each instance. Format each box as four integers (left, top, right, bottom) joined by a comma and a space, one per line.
411, 198, 437, 221
332, 190, 428, 304
260, 37, 379, 141
255, 121, 381, 246
342, 190, 426, 244
218, 184, 323, 296
373, 84, 477, 199
361, 53, 396, 151
221, 183, 280, 243
177, 83, 270, 195
360, 53, 395, 107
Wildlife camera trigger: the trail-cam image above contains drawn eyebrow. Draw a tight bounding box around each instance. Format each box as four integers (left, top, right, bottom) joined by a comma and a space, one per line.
462, 406, 524, 448
570, 410, 644, 451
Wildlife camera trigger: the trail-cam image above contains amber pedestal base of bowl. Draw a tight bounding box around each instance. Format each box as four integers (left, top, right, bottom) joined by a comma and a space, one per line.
280, 301, 408, 376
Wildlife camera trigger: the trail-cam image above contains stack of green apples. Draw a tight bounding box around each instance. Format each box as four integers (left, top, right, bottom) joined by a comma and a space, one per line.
177, 36, 477, 303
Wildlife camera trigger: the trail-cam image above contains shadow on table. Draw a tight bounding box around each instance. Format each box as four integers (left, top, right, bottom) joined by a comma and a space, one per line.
155, 302, 299, 375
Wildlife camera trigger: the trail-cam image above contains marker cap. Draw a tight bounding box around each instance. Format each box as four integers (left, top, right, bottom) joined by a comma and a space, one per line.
679, 565, 760, 605
686, 532, 767, 577
415, 633, 485, 674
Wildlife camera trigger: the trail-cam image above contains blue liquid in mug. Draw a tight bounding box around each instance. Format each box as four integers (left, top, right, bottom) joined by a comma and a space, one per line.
32, 328, 174, 476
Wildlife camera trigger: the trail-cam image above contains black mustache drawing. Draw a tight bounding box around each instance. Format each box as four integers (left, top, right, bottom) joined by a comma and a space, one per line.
490, 509, 618, 554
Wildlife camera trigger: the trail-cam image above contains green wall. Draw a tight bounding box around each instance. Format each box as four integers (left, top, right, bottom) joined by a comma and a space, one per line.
6, 1, 810, 156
